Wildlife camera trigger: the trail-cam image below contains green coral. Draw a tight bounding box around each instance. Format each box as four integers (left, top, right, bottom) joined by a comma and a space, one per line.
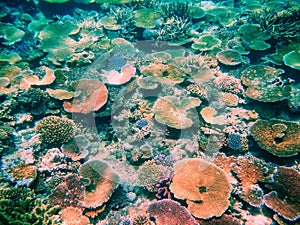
249, 2, 300, 40
241, 65, 291, 102
0, 188, 61, 225
35, 115, 76, 144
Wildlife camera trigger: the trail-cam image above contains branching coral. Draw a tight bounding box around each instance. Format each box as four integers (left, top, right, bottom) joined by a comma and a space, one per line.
36, 115, 76, 144
249, 2, 300, 40
160, 1, 192, 20
157, 16, 192, 42
111, 7, 137, 41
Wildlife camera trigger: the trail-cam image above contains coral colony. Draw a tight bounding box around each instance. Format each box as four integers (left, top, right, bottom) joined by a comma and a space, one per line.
0, 0, 300, 225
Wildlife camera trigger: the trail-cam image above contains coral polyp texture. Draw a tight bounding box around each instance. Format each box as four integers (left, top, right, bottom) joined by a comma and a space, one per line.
35, 115, 76, 144
1, 0, 299, 224
169, 158, 232, 219
250, 119, 300, 157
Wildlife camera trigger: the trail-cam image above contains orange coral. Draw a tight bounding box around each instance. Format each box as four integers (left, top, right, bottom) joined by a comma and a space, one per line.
215, 153, 274, 207
146, 199, 197, 225
11, 164, 37, 186
216, 50, 244, 66
60, 206, 90, 225
250, 119, 300, 157
197, 214, 242, 225
102, 64, 135, 85
79, 160, 119, 209
49, 174, 87, 208
19, 66, 56, 89
169, 158, 232, 219
63, 79, 108, 114
153, 96, 201, 129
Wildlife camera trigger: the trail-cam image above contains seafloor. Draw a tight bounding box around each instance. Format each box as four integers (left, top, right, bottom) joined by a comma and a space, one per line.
0, 0, 299, 224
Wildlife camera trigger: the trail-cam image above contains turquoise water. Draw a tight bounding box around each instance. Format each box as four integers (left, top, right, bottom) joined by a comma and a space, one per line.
0, 0, 299, 224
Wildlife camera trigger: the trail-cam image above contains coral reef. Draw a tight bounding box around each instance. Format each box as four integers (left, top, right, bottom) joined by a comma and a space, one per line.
0, 0, 299, 224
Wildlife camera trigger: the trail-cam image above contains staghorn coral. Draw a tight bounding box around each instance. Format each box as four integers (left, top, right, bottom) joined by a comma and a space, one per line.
169, 158, 232, 219
160, 1, 192, 20
157, 16, 192, 43
146, 199, 197, 225
111, 7, 137, 41
249, 2, 300, 40
250, 119, 300, 157
36, 115, 76, 144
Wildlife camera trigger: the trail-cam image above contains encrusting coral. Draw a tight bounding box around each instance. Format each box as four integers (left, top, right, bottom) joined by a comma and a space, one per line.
146, 199, 197, 225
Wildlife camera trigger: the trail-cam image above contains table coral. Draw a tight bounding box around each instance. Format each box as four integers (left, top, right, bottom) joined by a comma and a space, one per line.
79, 160, 120, 209
146, 199, 197, 225
241, 65, 291, 102
101, 64, 135, 85
153, 96, 201, 129
264, 166, 300, 221
216, 49, 244, 66
250, 119, 300, 157
169, 158, 232, 219
63, 79, 108, 114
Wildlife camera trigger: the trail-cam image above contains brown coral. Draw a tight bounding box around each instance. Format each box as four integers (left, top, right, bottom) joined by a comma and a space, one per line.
264, 166, 300, 221
63, 79, 108, 114
146, 199, 197, 225
140, 62, 185, 84
196, 214, 242, 225
169, 158, 232, 219
49, 174, 88, 208
230, 155, 274, 207
79, 160, 119, 209
250, 119, 300, 157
